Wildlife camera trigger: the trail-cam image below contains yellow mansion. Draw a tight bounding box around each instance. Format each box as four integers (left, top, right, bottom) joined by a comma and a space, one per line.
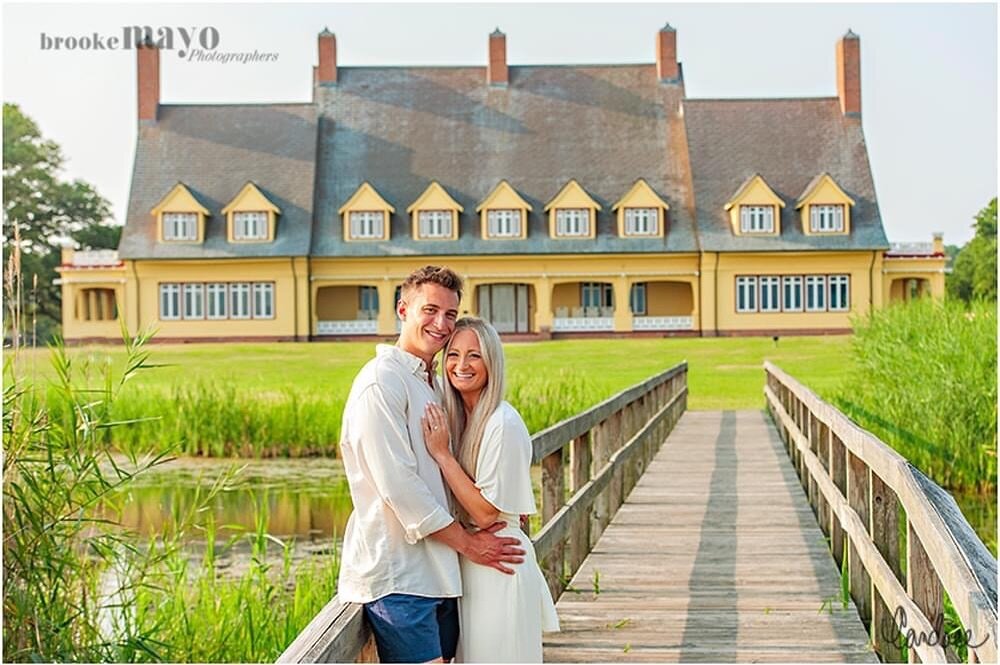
58, 25, 945, 343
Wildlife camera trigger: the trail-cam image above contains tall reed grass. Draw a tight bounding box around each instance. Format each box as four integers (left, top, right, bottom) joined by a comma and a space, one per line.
835, 298, 997, 493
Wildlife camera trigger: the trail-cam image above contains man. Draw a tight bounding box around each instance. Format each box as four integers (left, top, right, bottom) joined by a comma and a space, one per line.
338, 265, 526, 663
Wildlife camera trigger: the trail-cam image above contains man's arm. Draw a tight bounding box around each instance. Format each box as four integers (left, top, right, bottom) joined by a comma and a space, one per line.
428, 521, 525, 575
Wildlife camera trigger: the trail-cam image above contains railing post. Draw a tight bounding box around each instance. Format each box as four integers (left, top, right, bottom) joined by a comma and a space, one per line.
830, 432, 848, 570
907, 523, 944, 664
591, 418, 611, 548
541, 446, 566, 598
568, 432, 592, 575
847, 451, 873, 631
871, 472, 905, 662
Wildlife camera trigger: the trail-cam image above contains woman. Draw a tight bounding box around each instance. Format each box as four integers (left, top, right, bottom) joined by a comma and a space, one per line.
421, 317, 559, 663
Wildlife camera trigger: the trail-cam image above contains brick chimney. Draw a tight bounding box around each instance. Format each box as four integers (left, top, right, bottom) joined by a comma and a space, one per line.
318, 27, 337, 84
488, 28, 508, 87
932, 232, 944, 256
836, 29, 861, 116
656, 23, 679, 82
137, 38, 159, 122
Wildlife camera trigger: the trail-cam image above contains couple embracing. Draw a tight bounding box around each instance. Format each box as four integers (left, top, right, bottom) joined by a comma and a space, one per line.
337, 266, 560, 663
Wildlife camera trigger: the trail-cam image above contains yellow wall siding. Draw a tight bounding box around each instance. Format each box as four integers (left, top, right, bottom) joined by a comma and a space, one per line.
881, 256, 945, 303
130, 258, 302, 339
552, 283, 579, 310
645, 281, 694, 316
714, 252, 874, 331
316, 285, 360, 320
58, 265, 127, 340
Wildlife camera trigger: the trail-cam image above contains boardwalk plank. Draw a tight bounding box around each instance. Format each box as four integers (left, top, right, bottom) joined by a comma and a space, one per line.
543, 410, 878, 663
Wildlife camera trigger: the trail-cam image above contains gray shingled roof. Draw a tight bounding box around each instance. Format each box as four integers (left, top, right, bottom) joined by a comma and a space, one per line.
683, 98, 889, 252
311, 65, 699, 257
118, 104, 317, 259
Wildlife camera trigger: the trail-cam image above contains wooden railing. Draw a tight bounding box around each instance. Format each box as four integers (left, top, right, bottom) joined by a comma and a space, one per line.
278, 362, 688, 663
765, 362, 997, 664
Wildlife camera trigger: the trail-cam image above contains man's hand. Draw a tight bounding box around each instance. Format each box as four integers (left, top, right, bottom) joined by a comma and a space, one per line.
462, 522, 525, 575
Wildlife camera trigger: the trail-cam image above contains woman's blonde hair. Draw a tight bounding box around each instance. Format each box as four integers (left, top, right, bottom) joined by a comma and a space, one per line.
440, 317, 506, 512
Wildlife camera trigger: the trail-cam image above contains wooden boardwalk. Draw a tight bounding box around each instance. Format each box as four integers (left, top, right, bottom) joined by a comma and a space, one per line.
543, 410, 878, 663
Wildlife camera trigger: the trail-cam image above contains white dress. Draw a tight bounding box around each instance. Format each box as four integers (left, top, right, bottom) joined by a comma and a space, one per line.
456, 401, 560, 663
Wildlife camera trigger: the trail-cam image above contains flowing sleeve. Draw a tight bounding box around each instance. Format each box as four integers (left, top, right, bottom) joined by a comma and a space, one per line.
474, 405, 537, 516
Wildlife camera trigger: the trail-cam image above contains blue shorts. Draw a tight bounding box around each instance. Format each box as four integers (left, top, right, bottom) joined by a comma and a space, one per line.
363, 594, 459, 663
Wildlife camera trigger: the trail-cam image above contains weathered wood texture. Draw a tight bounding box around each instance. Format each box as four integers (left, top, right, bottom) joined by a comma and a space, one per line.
544, 410, 878, 663
765, 362, 998, 664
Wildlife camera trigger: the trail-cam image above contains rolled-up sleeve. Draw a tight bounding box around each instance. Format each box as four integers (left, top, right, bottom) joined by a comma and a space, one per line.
352, 380, 454, 544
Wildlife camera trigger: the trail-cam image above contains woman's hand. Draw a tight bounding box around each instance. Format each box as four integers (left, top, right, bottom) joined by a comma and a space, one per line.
421, 402, 452, 462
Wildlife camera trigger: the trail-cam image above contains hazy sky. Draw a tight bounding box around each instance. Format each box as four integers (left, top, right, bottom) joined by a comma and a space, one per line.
2, 2, 997, 245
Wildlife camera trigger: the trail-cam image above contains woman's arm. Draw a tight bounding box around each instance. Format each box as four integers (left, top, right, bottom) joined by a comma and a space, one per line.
422, 403, 500, 530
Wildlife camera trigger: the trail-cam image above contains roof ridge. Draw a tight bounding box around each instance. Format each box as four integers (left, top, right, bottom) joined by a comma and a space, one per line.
684, 96, 838, 103
159, 102, 315, 108
337, 62, 655, 70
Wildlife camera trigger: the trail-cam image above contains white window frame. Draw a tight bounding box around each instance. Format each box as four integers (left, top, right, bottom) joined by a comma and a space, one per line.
629, 283, 647, 315
230, 283, 251, 319
486, 209, 522, 238
159, 283, 181, 320
162, 212, 198, 241
417, 210, 453, 239
253, 283, 275, 319
810, 205, 845, 233
740, 205, 774, 233
581, 282, 613, 309
736, 276, 758, 313
183, 283, 205, 320
806, 275, 827, 312
207, 283, 228, 319
555, 209, 590, 237
233, 211, 269, 240
349, 211, 385, 239
828, 274, 850, 311
624, 208, 657, 236
782, 276, 803, 312
759, 276, 781, 313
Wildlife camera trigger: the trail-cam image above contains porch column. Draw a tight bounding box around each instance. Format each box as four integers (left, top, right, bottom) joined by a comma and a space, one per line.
699, 252, 718, 336
87, 290, 98, 322
612, 276, 631, 332
376, 280, 398, 336
534, 278, 553, 333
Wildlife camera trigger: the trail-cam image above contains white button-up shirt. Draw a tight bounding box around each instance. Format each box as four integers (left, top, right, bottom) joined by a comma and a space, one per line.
337, 344, 461, 603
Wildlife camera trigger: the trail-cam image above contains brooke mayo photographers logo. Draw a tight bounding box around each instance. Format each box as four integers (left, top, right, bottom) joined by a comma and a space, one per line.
39, 26, 279, 63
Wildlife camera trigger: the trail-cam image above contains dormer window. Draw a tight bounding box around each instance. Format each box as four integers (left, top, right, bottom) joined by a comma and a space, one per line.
740, 205, 775, 233
233, 211, 269, 240
339, 182, 394, 242
487, 209, 522, 238
810, 204, 845, 233
350, 211, 385, 239
624, 208, 658, 236
163, 212, 198, 241
555, 209, 590, 237
409, 182, 462, 241
418, 210, 453, 238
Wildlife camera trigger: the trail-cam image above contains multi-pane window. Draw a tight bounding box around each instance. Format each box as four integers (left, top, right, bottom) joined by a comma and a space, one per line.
233, 211, 269, 240
782, 276, 803, 312
253, 283, 274, 319
359, 286, 379, 316
805, 276, 826, 312
349, 211, 385, 239
207, 283, 228, 319
828, 275, 850, 311
810, 205, 845, 233
418, 210, 453, 239
581, 282, 613, 309
230, 283, 252, 319
736, 276, 758, 312
555, 209, 590, 237
629, 283, 647, 315
759, 276, 781, 312
159, 283, 181, 320
162, 212, 198, 241
740, 206, 774, 233
486, 209, 522, 238
183, 283, 205, 319
624, 208, 657, 236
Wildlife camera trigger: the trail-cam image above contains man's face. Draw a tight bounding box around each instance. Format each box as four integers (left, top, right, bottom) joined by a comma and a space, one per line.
397, 282, 460, 363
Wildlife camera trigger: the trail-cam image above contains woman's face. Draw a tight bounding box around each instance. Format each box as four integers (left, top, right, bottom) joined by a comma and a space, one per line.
445, 328, 488, 396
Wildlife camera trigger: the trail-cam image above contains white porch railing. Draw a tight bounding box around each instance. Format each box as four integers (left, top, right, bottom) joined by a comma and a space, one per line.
552, 317, 614, 332
316, 320, 378, 335
633, 316, 694, 331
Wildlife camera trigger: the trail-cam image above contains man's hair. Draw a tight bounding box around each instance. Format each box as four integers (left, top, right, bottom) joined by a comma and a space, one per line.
399, 265, 463, 302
